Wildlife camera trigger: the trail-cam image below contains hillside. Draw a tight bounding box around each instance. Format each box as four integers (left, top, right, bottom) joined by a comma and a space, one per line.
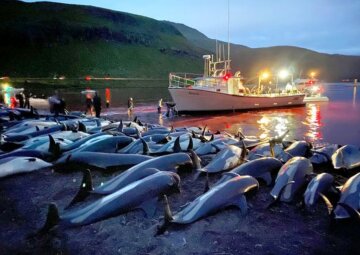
1, 0, 360, 81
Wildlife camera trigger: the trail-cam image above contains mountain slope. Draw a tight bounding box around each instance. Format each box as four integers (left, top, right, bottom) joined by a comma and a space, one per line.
1, 0, 359, 81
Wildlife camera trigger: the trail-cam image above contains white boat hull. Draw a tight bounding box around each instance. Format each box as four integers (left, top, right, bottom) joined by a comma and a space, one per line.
169, 88, 305, 112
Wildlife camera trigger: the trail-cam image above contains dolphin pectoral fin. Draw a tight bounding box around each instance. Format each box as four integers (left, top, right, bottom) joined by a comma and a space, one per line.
139, 198, 158, 218
337, 203, 360, 222
233, 195, 248, 215
38, 203, 60, 235
319, 193, 333, 215
155, 195, 173, 236
66, 169, 93, 209
259, 172, 273, 186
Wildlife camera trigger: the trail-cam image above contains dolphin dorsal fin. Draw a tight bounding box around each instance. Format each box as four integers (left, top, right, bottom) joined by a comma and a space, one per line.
140, 138, 149, 155
155, 195, 173, 236
118, 120, 123, 132
189, 149, 201, 171
78, 122, 86, 132
187, 135, 193, 151
48, 135, 56, 153
66, 169, 93, 209
173, 136, 181, 153
38, 203, 60, 235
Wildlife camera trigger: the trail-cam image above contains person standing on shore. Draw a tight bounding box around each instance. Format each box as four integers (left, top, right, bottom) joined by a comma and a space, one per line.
84, 88, 94, 116
127, 97, 134, 116
158, 98, 163, 113
93, 92, 102, 118
48, 90, 61, 116
105, 88, 111, 108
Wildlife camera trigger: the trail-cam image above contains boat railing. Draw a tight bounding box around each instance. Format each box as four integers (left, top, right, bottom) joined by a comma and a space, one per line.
169, 73, 202, 88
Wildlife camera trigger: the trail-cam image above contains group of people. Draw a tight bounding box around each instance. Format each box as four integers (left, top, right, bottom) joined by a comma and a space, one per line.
85, 91, 102, 118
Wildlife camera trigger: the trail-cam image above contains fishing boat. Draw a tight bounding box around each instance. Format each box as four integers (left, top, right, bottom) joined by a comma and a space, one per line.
168, 53, 306, 113
294, 78, 329, 102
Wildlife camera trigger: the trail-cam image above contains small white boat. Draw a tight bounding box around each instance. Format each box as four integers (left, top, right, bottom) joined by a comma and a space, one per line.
169, 54, 306, 113
294, 78, 329, 102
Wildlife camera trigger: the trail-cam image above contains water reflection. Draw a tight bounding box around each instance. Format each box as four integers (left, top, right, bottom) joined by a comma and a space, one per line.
353, 86, 357, 107
303, 103, 323, 142
257, 116, 289, 140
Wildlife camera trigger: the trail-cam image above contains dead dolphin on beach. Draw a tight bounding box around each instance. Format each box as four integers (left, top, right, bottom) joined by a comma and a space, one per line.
39, 171, 181, 232
270, 156, 313, 203
215, 157, 283, 186
0, 156, 52, 178
333, 173, 360, 220
53, 152, 153, 172
331, 145, 360, 170
194, 145, 245, 179
303, 173, 336, 208
310, 144, 340, 165
156, 174, 259, 234
87, 152, 193, 195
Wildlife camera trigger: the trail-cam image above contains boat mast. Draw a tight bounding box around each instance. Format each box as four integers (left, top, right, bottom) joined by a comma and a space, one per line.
227, 0, 231, 72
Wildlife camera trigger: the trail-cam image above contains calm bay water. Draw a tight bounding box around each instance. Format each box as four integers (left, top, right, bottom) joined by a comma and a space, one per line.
19, 82, 360, 146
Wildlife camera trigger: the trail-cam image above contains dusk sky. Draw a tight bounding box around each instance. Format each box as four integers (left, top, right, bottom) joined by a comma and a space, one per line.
24, 0, 360, 55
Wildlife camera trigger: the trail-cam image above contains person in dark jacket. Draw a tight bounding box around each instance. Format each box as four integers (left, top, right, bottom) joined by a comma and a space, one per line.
93, 92, 102, 118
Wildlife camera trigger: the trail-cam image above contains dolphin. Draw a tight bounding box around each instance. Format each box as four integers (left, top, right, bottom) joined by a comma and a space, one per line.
92, 153, 193, 195
40, 171, 180, 231
195, 145, 244, 178
0, 156, 52, 178
66, 135, 134, 154
310, 144, 340, 165
280, 141, 312, 162
157, 175, 258, 233
303, 173, 335, 207
247, 143, 287, 161
54, 152, 153, 172
270, 157, 313, 202
331, 145, 360, 170
333, 173, 360, 219
215, 157, 283, 186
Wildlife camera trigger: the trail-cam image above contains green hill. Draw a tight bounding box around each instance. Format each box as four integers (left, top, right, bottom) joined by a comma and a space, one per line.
1, 0, 359, 81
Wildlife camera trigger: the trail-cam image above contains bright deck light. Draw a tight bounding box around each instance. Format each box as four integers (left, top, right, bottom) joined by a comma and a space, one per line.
278, 70, 290, 79
261, 72, 269, 79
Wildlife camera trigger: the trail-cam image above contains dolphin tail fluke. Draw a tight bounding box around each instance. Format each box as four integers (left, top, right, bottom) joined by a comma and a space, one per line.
66, 169, 93, 209
38, 203, 59, 235
173, 136, 181, 153
189, 149, 201, 171
155, 195, 173, 236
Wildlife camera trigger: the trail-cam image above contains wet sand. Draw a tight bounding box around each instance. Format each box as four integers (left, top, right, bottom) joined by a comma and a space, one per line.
0, 108, 359, 254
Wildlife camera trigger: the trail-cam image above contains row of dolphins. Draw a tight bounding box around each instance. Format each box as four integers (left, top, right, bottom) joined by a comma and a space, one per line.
1, 105, 360, 235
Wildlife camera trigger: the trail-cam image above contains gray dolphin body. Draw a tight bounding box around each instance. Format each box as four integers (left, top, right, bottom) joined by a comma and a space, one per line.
270, 157, 313, 202
281, 141, 312, 162
303, 173, 334, 207
54, 152, 153, 172
60, 133, 108, 153
66, 135, 134, 154
331, 145, 360, 170
93, 153, 193, 194
247, 143, 287, 161
168, 175, 258, 224
44, 171, 180, 229
310, 144, 339, 165
199, 145, 244, 174
216, 157, 283, 186
0, 156, 52, 178
333, 173, 360, 219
